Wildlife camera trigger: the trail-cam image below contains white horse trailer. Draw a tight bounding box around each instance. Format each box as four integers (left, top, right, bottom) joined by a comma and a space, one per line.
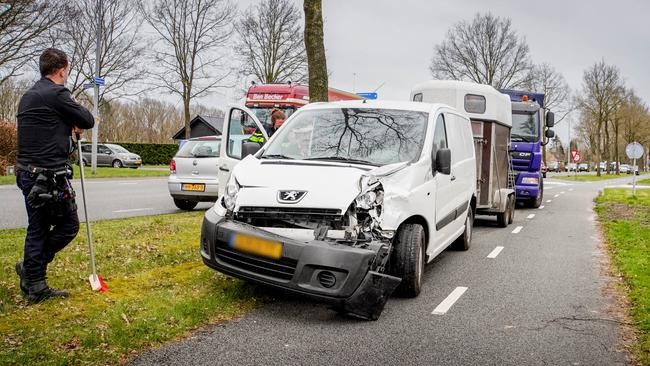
411, 80, 515, 227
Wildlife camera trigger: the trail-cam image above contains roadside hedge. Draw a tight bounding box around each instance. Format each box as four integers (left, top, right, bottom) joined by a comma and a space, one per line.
113, 142, 178, 165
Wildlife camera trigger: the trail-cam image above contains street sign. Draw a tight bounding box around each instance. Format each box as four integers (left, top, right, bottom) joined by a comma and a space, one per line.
570, 149, 581, 163
94, 76, 105, 86
625, 142, 644, 159
356, 92, 377, 100
83, 83, 95, 90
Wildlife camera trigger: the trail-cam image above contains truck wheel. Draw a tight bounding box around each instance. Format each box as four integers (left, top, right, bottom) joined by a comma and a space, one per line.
496, 196, 511, 228
452, 207, 473, 251
174, 198, 198, 211
391, 223, 425, 298
527, 180, 544, 208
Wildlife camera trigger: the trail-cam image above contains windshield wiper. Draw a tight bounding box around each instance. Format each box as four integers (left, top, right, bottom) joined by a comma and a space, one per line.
510, 134, 533, 143
260, 154, 294, 160
304, 156, 378, 166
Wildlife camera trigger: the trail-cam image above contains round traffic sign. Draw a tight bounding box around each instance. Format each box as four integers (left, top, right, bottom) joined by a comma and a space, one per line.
572, 153, 581, 163
625, 142, 644, 159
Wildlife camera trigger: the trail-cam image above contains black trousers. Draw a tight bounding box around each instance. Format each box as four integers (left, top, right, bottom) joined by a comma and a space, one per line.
16, 170, 80, 283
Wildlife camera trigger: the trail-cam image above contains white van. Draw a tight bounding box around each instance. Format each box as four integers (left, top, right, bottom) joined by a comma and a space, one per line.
201, 100, 476, 319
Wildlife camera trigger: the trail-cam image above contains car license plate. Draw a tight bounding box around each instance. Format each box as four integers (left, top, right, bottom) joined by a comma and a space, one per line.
230, 234, 283, 259
181, 183, 205, 192
135, 160, 141, 164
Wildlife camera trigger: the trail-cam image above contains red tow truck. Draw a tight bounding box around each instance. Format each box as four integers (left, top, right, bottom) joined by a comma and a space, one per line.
245, 83, 363, 128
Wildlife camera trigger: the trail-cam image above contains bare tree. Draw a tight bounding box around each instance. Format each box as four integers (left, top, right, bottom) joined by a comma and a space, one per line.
429, 13, 531, 89
0, 0, 67, 85
0, 77, 30, 121
138, 0, 235, 139
58, 0, 145, 103
578, 61, 625, 176
236, 0, 306, 84
303, 0, 328, 102
525, 63, 572, 122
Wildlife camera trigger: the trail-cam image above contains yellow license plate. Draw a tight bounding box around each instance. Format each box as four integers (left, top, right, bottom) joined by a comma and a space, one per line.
231, 234, 283, 259
182, 183, 205, 192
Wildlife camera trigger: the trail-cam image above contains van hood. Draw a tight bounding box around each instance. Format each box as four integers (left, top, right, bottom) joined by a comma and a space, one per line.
232, 157, 406, 211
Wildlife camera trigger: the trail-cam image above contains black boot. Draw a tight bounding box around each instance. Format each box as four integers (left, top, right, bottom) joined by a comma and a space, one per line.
27, 280, 69, 304
15, 261, 28, 295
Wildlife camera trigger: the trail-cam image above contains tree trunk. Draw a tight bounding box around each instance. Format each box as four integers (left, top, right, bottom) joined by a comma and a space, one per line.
183, 96, 191, 140
614, 117, 619, 174
596, 120, 602, 177
303, 0, 328, 102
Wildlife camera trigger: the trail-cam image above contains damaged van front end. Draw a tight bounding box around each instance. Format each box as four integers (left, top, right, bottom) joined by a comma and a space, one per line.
200, 161, 408, 320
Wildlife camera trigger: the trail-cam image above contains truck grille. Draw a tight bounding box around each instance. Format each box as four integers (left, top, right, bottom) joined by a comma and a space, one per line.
214, 245, 298, 281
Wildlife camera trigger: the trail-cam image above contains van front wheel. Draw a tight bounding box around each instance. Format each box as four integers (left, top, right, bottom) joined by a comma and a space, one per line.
391, 223, 425, 298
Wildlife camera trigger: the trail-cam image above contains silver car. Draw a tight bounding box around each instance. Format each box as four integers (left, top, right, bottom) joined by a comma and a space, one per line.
168, 136, 221, 210
80, 143, 142, 168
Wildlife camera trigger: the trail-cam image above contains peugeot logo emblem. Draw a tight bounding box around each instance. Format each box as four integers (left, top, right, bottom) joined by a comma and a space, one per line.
192, 160, 198, 166
277, 190, 307, 203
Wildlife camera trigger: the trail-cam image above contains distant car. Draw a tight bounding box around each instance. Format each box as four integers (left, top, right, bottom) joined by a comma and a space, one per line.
168, 136, 221, 210
578, 163, 589, 172
80, 143, 142, 168
620, 164, 630, 174
567, 163, 577, 172
547, 161, 561, 172
599, 162, 607, 171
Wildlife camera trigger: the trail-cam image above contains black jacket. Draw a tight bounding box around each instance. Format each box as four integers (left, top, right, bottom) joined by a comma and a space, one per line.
17, 78, 95, 169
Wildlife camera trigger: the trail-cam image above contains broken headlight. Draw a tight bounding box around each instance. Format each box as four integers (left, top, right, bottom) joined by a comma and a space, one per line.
355, 189, 384, 210
223, 176, 240, 211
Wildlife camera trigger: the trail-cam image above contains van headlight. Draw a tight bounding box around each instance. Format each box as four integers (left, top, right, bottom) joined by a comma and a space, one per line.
222, 177, 240, 211
521, 177, 539, 185
355, 188, 384, 210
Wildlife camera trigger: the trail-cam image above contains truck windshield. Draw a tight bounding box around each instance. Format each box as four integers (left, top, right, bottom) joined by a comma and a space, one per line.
511, 111, 539, 142
261, 108, 429, 166
250, 107, 295, 130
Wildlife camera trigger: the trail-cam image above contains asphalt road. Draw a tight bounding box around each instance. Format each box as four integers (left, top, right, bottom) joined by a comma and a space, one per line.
0, 177, 213, 229
131, 174, 650, 366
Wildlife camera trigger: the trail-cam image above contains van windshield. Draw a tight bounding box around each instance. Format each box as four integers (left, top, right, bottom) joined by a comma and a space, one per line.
176, 140, 220, 158
261, 108, 429, 166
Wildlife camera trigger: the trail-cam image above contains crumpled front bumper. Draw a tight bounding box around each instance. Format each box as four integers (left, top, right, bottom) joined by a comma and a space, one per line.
200, 208, 400, 320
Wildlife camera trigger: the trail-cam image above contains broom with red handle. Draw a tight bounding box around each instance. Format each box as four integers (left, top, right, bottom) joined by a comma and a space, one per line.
75, 133, 107, 292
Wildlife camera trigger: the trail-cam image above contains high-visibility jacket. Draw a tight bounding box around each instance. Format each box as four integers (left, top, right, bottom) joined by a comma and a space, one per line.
248, 131, 266, 144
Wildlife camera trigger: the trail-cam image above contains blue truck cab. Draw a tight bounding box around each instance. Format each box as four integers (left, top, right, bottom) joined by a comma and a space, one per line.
499, 89, 555, 208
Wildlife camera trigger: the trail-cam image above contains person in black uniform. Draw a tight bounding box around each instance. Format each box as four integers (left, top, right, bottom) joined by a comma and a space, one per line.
15, 48, 95, 303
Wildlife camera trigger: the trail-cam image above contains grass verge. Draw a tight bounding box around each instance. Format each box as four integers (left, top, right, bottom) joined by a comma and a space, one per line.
0, 212, 257, 365
0, 165, 169, 185
595, 188, 650, 364
554, 173, 627, 182
639, 178, 650, 186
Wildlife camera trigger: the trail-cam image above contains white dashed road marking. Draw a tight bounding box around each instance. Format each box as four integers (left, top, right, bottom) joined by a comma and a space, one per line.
560, 191, 566, 194
112, 208, 153, 213
554, 194, 559, 198
512, 226, 523, 234
569, 188, 574, 192
546, 200, 552, 203
432, 287, 468, 315
527, 214, 535, 219
539, 205, 545, 209
487, 246, 504, 259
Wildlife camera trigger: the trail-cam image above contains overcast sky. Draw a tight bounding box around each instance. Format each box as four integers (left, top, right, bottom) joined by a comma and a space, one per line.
219, 0, 650, 142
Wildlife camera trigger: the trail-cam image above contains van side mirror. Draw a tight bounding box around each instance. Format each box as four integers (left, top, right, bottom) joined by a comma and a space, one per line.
545, 111, 555, 127
435, 148, 452, 175
545, 129, 555, 138
242, 141, 262, 158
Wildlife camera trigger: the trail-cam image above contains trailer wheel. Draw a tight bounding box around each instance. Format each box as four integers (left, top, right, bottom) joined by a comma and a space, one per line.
391, 223, 425, 298
452, 207, 473, 251
507, 195, 515, 224
496, 197, 511, 227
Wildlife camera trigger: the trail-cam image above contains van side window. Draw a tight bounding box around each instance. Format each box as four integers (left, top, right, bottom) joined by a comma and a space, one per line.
227, 108, 257, 159
432, 114, 448, 159
413, 93, 423, 102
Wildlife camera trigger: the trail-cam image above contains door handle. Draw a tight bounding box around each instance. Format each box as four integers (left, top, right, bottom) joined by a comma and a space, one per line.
219, 166, 229, 172
450, 175, 456, 181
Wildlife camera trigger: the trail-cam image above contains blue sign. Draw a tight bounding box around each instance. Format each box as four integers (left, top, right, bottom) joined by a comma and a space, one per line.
83, 83, 95, 90
356, 92, 378, 100
94, 76, 105, 86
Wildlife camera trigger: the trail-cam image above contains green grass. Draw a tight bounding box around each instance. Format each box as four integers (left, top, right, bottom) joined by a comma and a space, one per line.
0, 212, 258, 365
595, 189, 650, 364
639, 178, 650, 186
554, 173, 627, 182
0, 165, 169, 186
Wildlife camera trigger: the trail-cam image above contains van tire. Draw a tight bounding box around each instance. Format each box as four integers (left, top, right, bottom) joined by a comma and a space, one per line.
452, 207, 473, 251
174, 199, 198, 211
391, 223, 425, 298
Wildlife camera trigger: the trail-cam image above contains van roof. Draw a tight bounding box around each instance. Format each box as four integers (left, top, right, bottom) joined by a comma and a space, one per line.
299, 99, 445, 114
410, 80, 512, 127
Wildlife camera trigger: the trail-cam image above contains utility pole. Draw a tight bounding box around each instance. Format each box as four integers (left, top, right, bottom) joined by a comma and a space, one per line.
91, 0, 103, 174
566, 117, 571, 171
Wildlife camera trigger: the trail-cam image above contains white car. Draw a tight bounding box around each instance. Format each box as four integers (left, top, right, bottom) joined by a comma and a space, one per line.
201, 100, 476, 320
